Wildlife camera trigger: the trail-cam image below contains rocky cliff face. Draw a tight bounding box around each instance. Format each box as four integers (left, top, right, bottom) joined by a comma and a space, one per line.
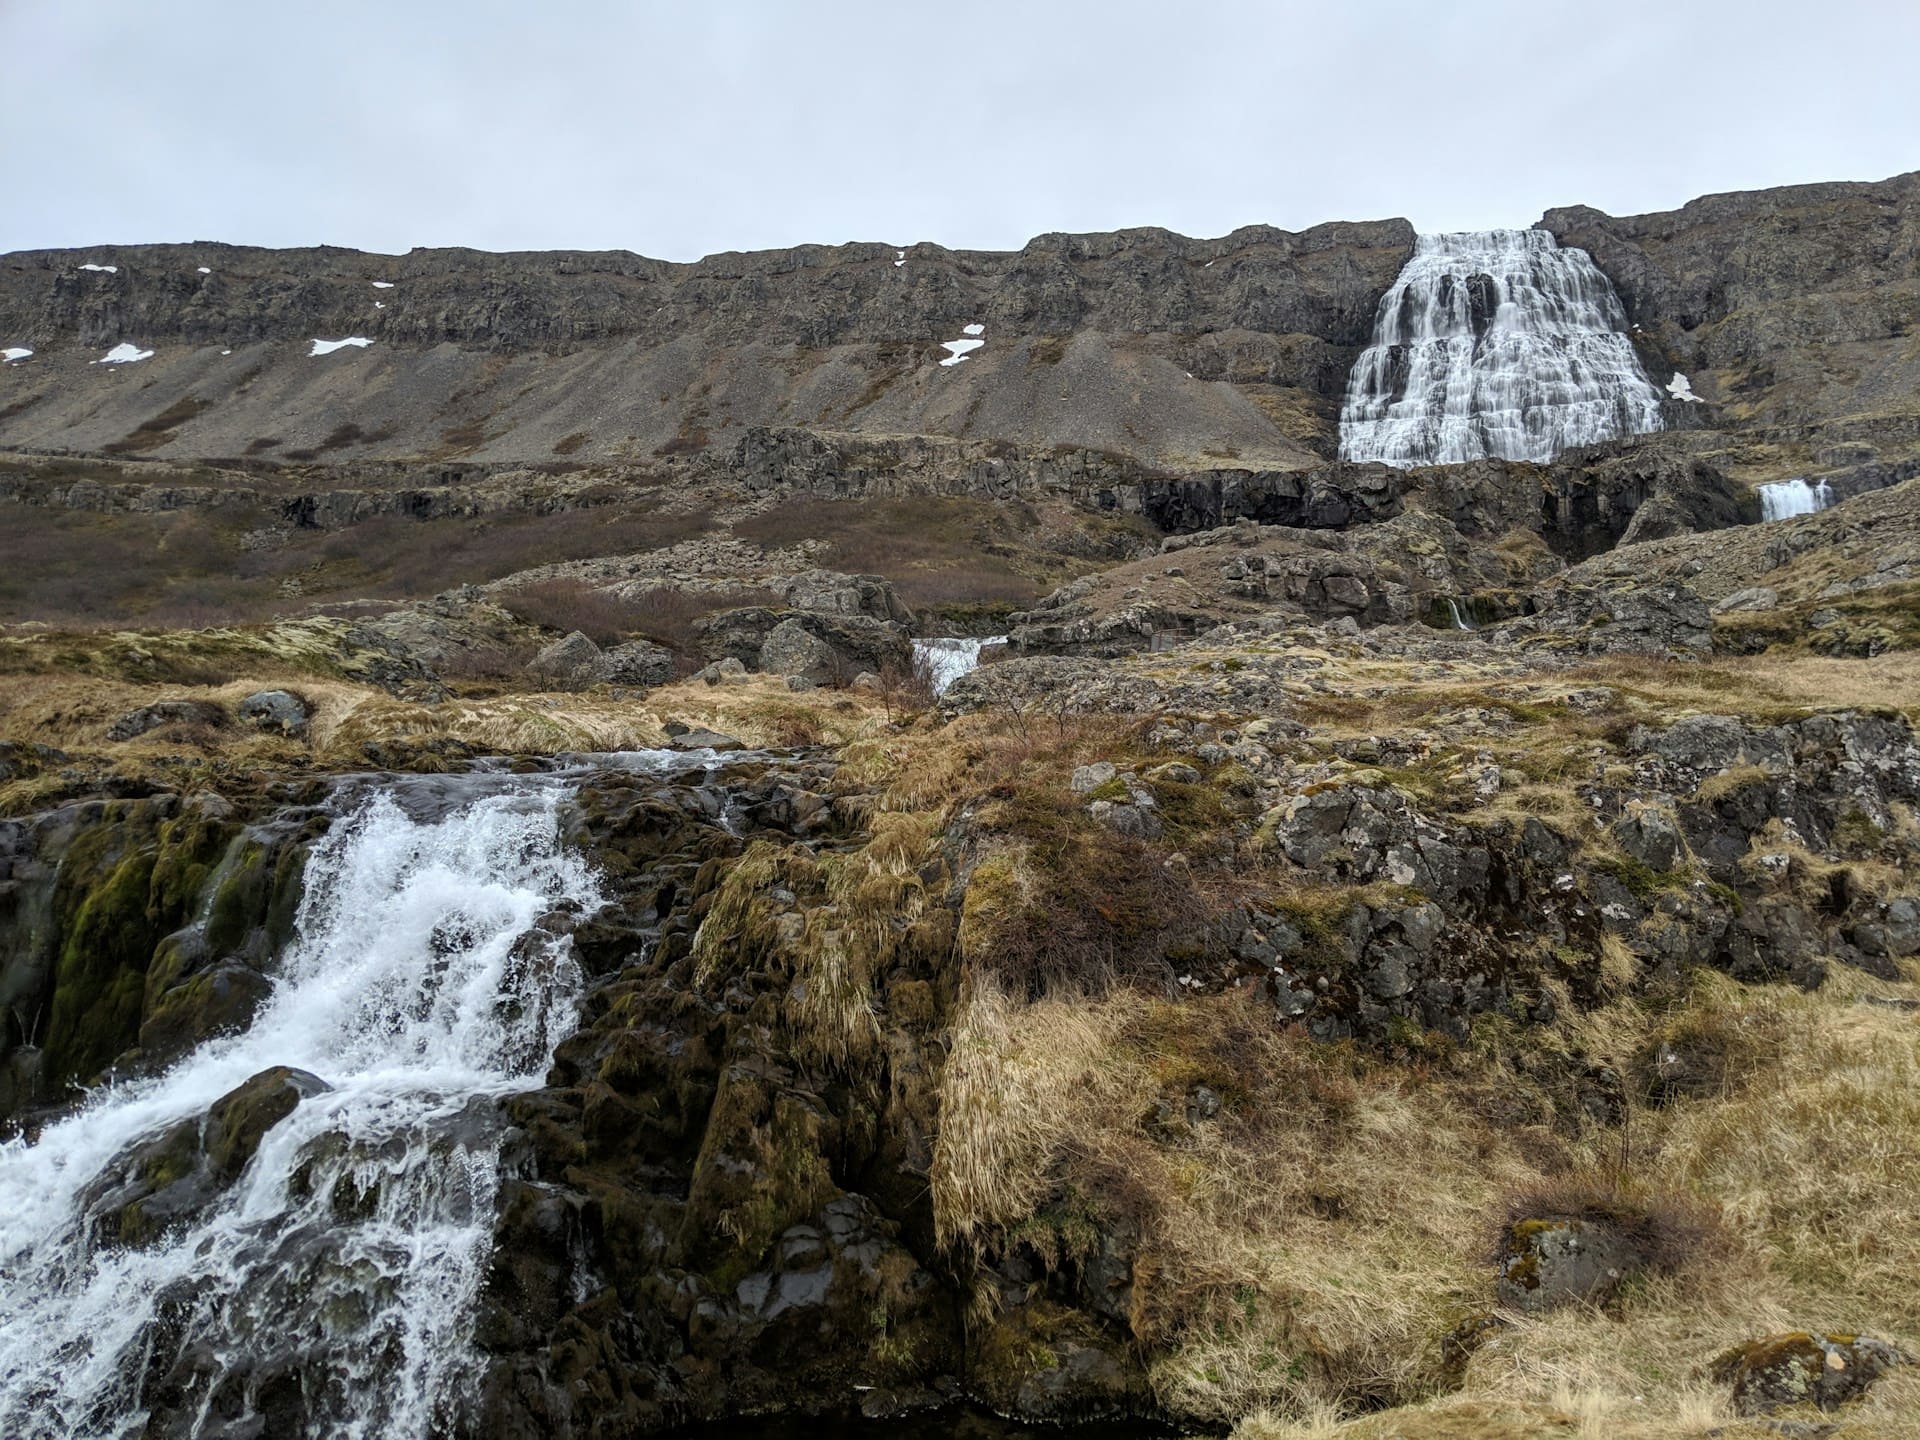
1546, 171, 1920, 484
0, 221, 1413, 470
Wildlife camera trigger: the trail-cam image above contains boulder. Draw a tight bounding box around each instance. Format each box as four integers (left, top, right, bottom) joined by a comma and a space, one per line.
777, 569, 915, 624
238, 689, 310, 737
694, 607, 912, 676
1713, 1332, 1909, 1415
667, 727, 745, 753
1496, 1218, 1640, 1312
597, 640, 676, 687
527, 630, 604, 687
759, 618, 842, 685
204, 1066, 331, 1182
696, 657, 750, 685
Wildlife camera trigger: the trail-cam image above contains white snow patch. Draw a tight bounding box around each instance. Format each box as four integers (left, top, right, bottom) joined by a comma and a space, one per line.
93, 343, 152, 364
196, 266, 211, 274
938, 337, 984, 367
373, 301, 385, 309
2, 347, 31, 364
371, 281, 394, 289
220, 349, 232, 356
79, 263, 118, 274
309, 336, 374, 357
962, 322, 984, 336
1666, 371, 1700, 403
1204, 259, 1215, 267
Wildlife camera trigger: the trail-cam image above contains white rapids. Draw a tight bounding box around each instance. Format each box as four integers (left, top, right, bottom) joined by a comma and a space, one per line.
0, 778, 601, 1439
914, 635, 1006, 695
1758, 477, 1835, 521
1339, 228, 1666, 467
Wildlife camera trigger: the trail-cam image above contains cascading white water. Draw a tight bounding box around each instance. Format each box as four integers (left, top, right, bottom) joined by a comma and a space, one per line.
0, 778, 601, 1440
1758, 477, 1835, 521
1445, 599, 1478, 632
1339, 229, 1666, 467
913, 636, 1007, 696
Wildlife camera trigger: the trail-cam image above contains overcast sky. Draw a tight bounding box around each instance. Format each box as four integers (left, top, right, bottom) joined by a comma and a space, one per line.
2, 0, 1915, 260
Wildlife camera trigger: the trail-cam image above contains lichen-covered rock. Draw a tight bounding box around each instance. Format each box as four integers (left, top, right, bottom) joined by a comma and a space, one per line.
597, 640, 675, 687
527, 630, 604, 687
759, 617, 842, 684
1712, 1332, 1910, 1415
1496, 1218, 1640, 1312
237, 688, 309, 737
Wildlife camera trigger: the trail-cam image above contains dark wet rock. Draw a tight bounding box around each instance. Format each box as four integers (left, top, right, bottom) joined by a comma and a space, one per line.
665, 727, 744, 752
237, 689, 310, 737
204, 1066, 330, 1183
1713, 1332, 1910, 1415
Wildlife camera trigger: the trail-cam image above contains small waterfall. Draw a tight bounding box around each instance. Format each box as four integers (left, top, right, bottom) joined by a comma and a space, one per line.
0, 776, 601, 1439
1339, 229, 1665, 467
1758, 477, 1835, 521
1446, 598, 1478, 631
914, 636, 1006, 696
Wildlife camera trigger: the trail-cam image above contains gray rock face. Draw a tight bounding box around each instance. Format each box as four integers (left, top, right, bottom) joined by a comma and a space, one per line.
1497, 1219, 1640, 1313
597, 640, 675, 688
527, 630, 603, 688
1545, 173, 1920, 476
758, 618, 842, 685
696, 607, 911, 677
237, 689, 309, 737
0, 220, 1412, 468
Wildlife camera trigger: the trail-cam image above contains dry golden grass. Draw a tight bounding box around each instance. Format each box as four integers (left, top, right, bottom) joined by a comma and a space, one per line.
934, 961, 1920, 1432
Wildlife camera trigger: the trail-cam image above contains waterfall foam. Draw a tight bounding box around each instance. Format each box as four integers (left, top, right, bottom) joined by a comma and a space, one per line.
0, 776, 601, 1439
914, 636, 1006, 696
1339, 229, 1665, 467
1758, 477, 1835, 521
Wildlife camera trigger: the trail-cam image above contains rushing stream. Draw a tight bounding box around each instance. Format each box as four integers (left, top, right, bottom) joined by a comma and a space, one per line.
0, 772, 601, 1438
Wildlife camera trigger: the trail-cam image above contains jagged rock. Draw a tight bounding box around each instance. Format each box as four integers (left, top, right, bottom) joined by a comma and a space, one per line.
1070, 762, 1118, 793
597, 640, 675, 687
695, 607, 911, 676
759, 618, 842, 685
1612, 806, 1683, 872
237, 689, 309, 737
776, 569, 915, 624
1713, 1333, 1910, 1415
106, 700, 225, 741
527, 630, 603, 687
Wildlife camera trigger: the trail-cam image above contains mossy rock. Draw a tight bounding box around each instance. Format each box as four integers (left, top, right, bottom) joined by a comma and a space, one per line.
1713, 1331, 1910, 1415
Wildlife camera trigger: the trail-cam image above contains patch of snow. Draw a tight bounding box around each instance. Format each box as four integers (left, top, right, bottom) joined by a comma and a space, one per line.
79, 263, 118, 274
938, 336, 984, 367
1666, 371, 1700, 403
962, 322, 984, 336
196, 266, 211, 274
2, 347, 31, 364
371, 281, 394, 289
309, 336, 374, 357
373, 301, 385, 309
1204, 259, 1215, 267
221, 349, 232, 356
93, 343, 153, 364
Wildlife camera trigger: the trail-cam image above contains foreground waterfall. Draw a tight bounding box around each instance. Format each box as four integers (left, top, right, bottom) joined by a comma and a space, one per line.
0, 778, 599, 1439
1339, 229, 1665, 467
1758, 477, 1835, 520
914, 636, 1007, 696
